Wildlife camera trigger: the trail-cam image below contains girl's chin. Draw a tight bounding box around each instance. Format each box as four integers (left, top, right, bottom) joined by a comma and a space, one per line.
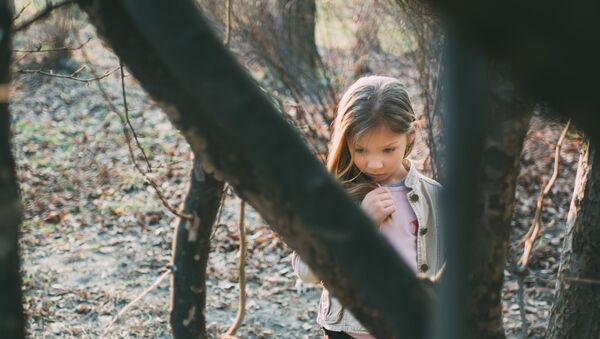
370, 174, 389, 183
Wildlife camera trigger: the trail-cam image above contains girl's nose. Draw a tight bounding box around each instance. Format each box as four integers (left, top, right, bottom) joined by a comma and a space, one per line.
367, 159, 383, 170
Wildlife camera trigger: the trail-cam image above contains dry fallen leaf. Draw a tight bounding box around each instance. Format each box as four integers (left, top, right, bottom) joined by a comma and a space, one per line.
75, 303, 92, 314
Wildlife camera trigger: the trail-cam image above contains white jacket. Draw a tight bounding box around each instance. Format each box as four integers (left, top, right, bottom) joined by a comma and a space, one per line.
291, 160, 444, 334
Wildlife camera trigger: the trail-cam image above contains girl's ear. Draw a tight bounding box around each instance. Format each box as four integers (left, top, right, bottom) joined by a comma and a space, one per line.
410, 119, 422, 133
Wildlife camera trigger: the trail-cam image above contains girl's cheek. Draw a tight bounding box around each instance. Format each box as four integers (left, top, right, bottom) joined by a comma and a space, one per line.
353, 155, 363, 167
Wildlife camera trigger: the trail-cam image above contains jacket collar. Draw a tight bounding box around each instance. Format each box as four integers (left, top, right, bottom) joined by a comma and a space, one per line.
403, 158, 419, 189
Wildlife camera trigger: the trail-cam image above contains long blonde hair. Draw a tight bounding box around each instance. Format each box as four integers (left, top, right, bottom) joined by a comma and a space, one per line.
327, 76, 416, 201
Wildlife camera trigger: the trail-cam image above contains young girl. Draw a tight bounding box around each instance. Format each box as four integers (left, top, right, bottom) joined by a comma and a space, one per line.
292, 75, 444, 339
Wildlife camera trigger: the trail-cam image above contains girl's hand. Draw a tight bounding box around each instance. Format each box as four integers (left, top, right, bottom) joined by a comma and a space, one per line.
360, 187, 395, 226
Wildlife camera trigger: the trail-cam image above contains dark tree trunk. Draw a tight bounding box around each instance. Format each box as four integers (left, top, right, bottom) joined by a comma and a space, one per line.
271, 0, 336, 157
0, 1, 25, 338
434, 41, 532, 339
434, 40, 486, 339
547, 139, 600, 339
274, 0, 320, 78
466, 75, 532, 339
78, 1, 432, 338
170, 161, 224, 338
200, 0, 337, 118
273, 0, 337, 119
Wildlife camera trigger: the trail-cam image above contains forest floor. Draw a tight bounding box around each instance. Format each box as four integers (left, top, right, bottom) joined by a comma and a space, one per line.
11, 21, 581, 339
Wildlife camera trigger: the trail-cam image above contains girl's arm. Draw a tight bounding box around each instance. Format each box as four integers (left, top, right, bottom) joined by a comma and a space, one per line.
291, 251, 320, 284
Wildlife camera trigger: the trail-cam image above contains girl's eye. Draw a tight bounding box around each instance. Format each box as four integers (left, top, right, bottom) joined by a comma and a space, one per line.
383, 148, 396, 153
354, 148, 365, 154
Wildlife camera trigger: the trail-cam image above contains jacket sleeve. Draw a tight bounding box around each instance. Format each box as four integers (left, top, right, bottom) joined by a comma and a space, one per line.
291, 251, 320, 284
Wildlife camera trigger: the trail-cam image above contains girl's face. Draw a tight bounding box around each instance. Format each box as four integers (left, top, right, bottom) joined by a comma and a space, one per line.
350, 124, 413, 185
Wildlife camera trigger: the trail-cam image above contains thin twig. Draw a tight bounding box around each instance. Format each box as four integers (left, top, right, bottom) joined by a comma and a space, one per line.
18, 66, 119, 83
224, 0, 232, 47
561, 276, 600, 285
210, 184, 231, 242
223, 200, 247, 339
519, 120, 571, 270
123, 127, 192, 220
77, 38, 191, 221
515, 269, 529, 339
102, 268, 172, 335
13, 0, 76, 32
215, 184, 230, 226
11, 1, 32, 23
120, 60, 152, 171
13, 37, 92, 53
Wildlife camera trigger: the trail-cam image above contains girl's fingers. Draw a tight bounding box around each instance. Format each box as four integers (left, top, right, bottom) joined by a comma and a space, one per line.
380, 200, 394, 209
376, 206, 395, 224
378, 195, 393, 204
383, 205, 395, 215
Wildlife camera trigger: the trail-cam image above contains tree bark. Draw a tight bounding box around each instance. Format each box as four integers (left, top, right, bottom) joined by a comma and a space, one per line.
0, 1, 25, 337
434, 40, 532, 339
547, 138, 600, 339
274, 0, 337, 111
77, 1, 432, 338
170, 160, 224, 339
434, 40, 486, 339
466, 75, 532, 339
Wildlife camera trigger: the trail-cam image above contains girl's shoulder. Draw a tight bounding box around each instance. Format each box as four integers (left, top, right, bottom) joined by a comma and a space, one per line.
417, 173, 443, 190
409, 164, 443, 190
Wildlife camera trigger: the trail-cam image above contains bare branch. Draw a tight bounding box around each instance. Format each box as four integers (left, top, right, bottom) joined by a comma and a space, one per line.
17, 65, 119, 83
11, 1, 32, 23
102, 268, 172, 335
13, 37, 92, 53
223, 199, 247, 339
519, 120, 571, 269
562, 276, 600, 285
224, 0, 232, 47
120, 60, 151, 171
77, 39, 192, 221
509, 263, 529, 339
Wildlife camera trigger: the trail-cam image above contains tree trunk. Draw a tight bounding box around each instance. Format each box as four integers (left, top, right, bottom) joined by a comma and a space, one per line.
466, 75, 532, 339
434, 40, 532, 339
78, 1, 432, 338
170, 160, 224, 338
547, 138, 600, 339
0, 1, 25, 337
273, 0, 337, 116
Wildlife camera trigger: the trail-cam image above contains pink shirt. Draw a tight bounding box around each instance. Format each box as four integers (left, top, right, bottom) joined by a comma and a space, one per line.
379, 184, 418, 273
348, 182, 418, 339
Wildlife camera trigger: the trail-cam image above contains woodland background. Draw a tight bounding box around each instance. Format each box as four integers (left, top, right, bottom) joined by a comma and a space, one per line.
2, 0, 591, 338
